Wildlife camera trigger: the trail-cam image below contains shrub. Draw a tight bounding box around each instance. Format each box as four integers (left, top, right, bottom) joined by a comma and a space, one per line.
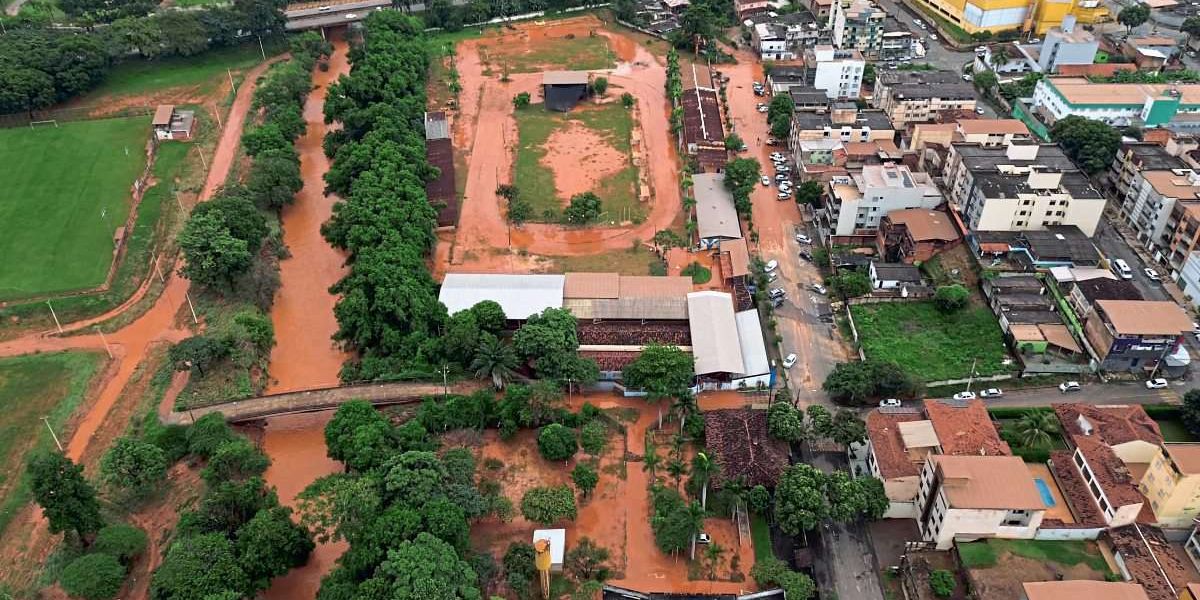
579, 421, 608, 455
537, 423, 578, 462
929, 569, 955, 598
94, 523, 149, 564
934, 285, 969, 313
520, 485, 578, 524
60, 553, 126, 600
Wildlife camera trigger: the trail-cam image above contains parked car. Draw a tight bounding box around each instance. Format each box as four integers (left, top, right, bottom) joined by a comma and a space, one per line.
811, 283, 827, 295
930, 34, 938, 41
880, 398, 902, 408
952, 391, 977, 401
766, 138, 780, 145
798, 250, 813, 261
769, 287, 786, 299
1059, 381, 1081, 393
757, 105, 769, 113
962, 74, 973, 81
767, 272, 778, 283
974, 107, 986, 115
698, 532, 712, 544
777, 192, 792, 200
772, 296, 786, 308
761, 175, 771, 186
1144, 268, 1162, 282
770, 152, 785, 161
776, 174, 790, 181
782, 353, 798, 368
975, 46, 988, 53
795, 234, 812, 244
1146, 378, 1169, 389
764, 259, 779, 272
979, 388, 1003, 398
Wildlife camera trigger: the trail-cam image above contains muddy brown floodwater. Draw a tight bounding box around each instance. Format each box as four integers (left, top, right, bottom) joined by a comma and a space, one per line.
259, 31, 353, 600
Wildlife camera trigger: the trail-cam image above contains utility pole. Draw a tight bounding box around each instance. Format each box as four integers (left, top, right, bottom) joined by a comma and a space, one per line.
212, 102, 222, 128
42, 417, 63, 452
227, 68, 237, 95
257, 34, 267, 61
184, 291, 198, 324
95, 326, 113, 358
965, 357, 978, 394
196, 146, 208, 171
441, 365, 449, 397
46, 300, 63, 334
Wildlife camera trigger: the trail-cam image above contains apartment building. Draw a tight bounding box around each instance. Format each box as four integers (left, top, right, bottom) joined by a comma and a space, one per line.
916, 454, 1046, 550
807, 46, 865, 99
955, 119, 1032, 147
873, 70, 977, 126
945, 141, 1104, 237
1067, 434, 1147, 527
830, 0, 884, 58
1110, 142, 1186, 200
1139, 444, 1200, 528
1122, 168, 1200, 265
790, 104, 894, 146
825, 163, 942, 235
1032, 77, 1200, 128
1082, 299, 1192, 376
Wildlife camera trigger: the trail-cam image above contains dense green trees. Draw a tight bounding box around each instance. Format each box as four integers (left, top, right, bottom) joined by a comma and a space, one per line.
520, 485, 578, 524
767, 94, 795, 139
1118, 4, 1150, 33
751, 557, 816, 599
537, 423, 578, 461
650, 485, 704, 554
572, 463, 600, 498
774, 464, 889, 536
28, 451, 103, 542
511, 307, 598, 386
823, 360, 923, 405
934, 284, 969, 313
60, 553, 126, 600
100, 436, 168, 500
723, 158, 761, 217
564, 192, 603, 224
1050, 115, 1122, 175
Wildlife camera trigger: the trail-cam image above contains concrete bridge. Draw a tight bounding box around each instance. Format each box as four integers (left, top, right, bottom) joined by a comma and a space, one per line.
165, 380, 487, 424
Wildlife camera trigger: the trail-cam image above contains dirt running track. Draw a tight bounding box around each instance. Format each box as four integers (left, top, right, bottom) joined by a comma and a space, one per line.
0, 57, 280, 595
446, 17, 681, 272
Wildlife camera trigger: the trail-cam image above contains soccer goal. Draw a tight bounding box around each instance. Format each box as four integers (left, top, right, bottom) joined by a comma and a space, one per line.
29, 119, 59, 129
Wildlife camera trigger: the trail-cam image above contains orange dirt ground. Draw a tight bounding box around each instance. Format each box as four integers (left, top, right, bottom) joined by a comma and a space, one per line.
542, 119, 627, 201
444, 15, 683, 274
470, 393, 758, 595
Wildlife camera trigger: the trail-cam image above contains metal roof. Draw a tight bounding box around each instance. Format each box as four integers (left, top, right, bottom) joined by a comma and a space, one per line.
439, 274, 564, 319
152, 105, 174, 126
543, 71, 590, 86
734, 309, 769, 377
564, 297, 689, 320
693, 174, 742, 240
424, 111, 449, 140
687, 292, 745, 375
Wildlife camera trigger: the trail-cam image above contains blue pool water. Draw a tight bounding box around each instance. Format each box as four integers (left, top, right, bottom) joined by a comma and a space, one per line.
1034, 478, 1056, 507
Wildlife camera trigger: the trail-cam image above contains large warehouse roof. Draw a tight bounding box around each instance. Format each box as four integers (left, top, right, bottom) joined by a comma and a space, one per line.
734, 309, 769, 377
694, 174, 742, 240
687, 291, 746, 375
439, 274, 565, 319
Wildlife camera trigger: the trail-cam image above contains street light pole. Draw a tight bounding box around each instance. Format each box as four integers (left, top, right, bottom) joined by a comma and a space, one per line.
46, 300, 63, 334
42, 417, 63, 452
441, 365, 449, 397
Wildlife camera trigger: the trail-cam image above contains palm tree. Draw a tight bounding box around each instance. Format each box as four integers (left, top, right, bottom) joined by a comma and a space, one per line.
470, 336, 517, 390
667, 458, 689, 491
673, 394, 698, 434
704, 543, 725, 580
692, 452, 714, 509
990, 45, 1011, 69
1013, 410, 1060, 449
643, 439, 662, 479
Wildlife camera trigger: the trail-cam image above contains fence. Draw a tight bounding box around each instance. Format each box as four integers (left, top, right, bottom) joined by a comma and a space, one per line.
0, 104, 156, 130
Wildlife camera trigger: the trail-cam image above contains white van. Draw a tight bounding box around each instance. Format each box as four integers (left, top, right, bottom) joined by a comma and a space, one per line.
1112, 258, 1133, 280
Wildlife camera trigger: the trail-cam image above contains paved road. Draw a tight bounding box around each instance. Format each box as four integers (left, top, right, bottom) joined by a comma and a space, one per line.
810, 451, 886, 600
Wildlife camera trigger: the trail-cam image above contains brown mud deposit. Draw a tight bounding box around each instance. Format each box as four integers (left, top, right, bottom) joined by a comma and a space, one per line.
265, 37, 350, 395
261, 411, 349, 600
542, 121, 626, 201
445, 15, 682, 273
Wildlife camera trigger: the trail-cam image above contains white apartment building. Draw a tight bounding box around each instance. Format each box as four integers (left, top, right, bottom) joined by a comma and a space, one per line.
808, 45, 865, 99
830, 0, 884, 58
945, 141, 1104, 236
752, 22, 794, 60
1121, 168, 1200, 258
916, 454, 1046, 550
826, 163, 942, 235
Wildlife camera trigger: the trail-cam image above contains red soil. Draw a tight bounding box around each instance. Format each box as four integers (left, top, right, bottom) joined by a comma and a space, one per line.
542, 119, 627, 201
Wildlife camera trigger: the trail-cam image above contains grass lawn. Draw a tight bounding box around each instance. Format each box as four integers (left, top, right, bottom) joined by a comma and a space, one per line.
78, 41, 281, 102
750, 514, 774, 562
850, 301, 1014, 382
0, 352, 105, 535
0, 117, 152, 301
551, 246, 664, 275
480, 34, 614, 73
957, 539, 1108, 571
682, 262, 712, 284
1155, 418, 1198, 442
513, 102, 640, 222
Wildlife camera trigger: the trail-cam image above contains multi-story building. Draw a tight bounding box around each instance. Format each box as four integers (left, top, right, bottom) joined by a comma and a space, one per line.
830, 0, 884, 58
1082, 299, 1192, 376
1066, 434, 1146, 527
1110, 142, 1187, 200
916, 454, 1046, 550
944, 141, 1104, 237
790, 104, 894, 146
749, 11, 824, 60
1037, 18, 1099, 73
1054, 403, 1164, 464
825, 163, 942, 235
807, 46, 865, 99
1031, 77, 1200, 129
911, 0, 1105, 37
880, 22, 913, 60
1138, 443, 1200, 528
873, 70, 977, 126
752, 23, 793, 61
1121, 168, 1200, 263
1178, 252, 1200, 310
955, 119, 1032, 147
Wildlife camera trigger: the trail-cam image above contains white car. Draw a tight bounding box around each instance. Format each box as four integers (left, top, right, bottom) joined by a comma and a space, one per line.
770, 152, 785, 161
1146, 378, 1169, 389
811, 283, 827, 295
757, 105, 769, 113
962, 74, 973, 81
1144, 268, 1161, 281
930, 34, 938, 41
1059, 381, 1082, 393
767, 272, 778, 283
764, 259, 779, 272
880, 398, 902, 408
761, 175, 771, 186
979, 388, 1003, 398
697, 532, 712, 544
777, 192, 792, 200
952, 391, 977, 401
782, 353, 798, 368
974, 107, 986, 115
975, 45, 988, 53
775, 174, 790, 181
795, 234, 812, 244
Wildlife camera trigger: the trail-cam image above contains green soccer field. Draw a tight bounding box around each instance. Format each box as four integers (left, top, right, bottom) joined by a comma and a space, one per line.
0, 117, 152, 300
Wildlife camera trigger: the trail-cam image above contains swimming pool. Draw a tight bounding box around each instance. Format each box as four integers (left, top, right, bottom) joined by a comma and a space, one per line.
1034, 478, 1056, 507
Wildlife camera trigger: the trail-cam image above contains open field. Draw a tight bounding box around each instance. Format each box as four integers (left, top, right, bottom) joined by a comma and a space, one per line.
0, 117, 152, 301
0, 351, 104, 535
851, 302, 1014, 382
514, 101, 640, 223
959, 539, 1112, 598
549, 246, 663, 275
75, 41, 282, 104
478, 28, 614, 73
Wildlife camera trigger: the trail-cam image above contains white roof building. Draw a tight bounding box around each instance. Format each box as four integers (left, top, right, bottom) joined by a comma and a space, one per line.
438, 274, 565, 319
693, 173, 742, 245
686, 291, 746, 375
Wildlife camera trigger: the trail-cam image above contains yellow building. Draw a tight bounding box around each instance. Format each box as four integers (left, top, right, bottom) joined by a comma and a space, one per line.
912, 0, 1107, 36
1138, 443, 1200, 528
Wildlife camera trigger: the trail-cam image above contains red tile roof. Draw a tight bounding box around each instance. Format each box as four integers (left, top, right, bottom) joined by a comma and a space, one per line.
1051, 449, 1107, 527
924, 399, 1011, 457
866, 409, 926, 479
1073, 435, 1149, 510
1055, 404, 1164, 448
1108, 524, 1194, 600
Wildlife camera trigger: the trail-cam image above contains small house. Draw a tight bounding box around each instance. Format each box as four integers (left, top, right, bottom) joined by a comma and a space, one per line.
868, 261, 922, 290
542, 71, 589, 112
152, 105, 195, 141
